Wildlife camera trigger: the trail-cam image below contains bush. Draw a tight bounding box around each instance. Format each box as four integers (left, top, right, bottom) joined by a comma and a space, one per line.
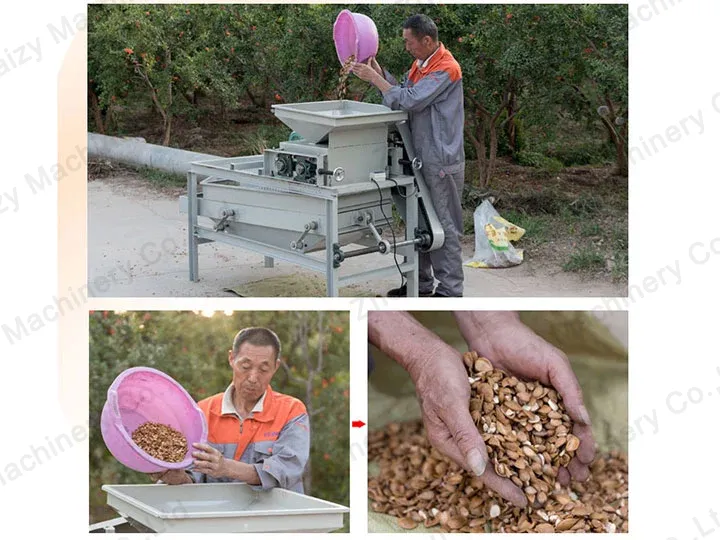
497, 116, 527, 157
546, 141, 614, 166
515, 150, 564, 175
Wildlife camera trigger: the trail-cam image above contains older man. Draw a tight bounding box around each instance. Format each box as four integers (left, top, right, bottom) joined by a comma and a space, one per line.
150, 327, 310, 493
352, 14, 466, 297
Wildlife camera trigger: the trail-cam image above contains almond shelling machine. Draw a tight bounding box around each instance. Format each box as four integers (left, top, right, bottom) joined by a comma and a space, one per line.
179, 99, 444, 296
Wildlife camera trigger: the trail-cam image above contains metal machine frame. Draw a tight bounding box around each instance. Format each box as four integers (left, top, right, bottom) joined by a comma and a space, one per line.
182, 160, 419, 297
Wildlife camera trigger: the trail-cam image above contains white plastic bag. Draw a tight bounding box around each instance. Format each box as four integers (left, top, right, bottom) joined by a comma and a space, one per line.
464, 199, 525, 268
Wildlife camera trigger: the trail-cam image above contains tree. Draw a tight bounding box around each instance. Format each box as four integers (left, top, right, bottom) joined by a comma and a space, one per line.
559, 5, 628, 175
88, 5, 242, 145
87, 3, 627, 179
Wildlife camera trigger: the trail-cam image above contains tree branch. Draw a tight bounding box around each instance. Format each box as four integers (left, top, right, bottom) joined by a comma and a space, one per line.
316, 312, 324, 375
491, 99, 509, 124
309, 406, 325, 417
466, 92, 491, 118
134, 63, 167, 123
500, 106, 523, 127
279, 360, 306, 386
166, 47, 172, 111
465, 123, 481, 148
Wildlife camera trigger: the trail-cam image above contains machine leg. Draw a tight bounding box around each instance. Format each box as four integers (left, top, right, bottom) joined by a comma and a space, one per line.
326, 198, 340, 297
405, 189, 419, 297
188, 171, 199, 282
264, 256, 275, 268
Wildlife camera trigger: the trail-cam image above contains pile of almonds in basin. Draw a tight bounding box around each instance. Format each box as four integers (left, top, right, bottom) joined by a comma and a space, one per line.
131, 422, 188, 463
367, 352, 628, 533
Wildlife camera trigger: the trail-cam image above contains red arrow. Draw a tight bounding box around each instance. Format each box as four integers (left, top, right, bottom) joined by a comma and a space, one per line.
351, 420, 366, 428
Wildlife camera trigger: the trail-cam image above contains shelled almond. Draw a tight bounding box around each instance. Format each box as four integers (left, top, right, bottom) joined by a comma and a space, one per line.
463, 351, 578, 502
132, 422, 188, 463
335, 54, 356, 100
367, 353, 629, 533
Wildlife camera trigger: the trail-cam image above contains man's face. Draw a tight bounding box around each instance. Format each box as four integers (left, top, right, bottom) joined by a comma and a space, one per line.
403, 28, 434, 61
228, 342, 278, 403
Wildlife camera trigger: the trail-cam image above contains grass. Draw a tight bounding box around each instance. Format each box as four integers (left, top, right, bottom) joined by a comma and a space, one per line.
499, 210, 552, 243
611, 226, 629, 281
563, 248, 606, 273
237, 124, 291, 155
581, 222, 602, 237
136, 166, 186, 189
568, 194, 604, 217
97, 102, 627, 284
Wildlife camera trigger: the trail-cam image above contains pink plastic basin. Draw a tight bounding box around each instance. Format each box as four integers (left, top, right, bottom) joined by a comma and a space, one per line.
100, 367, 208, 474
333, 9, 379, 65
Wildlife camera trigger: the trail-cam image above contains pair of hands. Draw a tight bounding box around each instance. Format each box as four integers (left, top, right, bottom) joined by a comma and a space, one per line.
370, 311, 596, 508
149, 442, 229, 485
350, 57, 384, 84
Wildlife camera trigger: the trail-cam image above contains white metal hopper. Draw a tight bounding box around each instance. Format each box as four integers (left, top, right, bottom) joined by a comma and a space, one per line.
272, 99, 407, 143
102, 483, 349, 533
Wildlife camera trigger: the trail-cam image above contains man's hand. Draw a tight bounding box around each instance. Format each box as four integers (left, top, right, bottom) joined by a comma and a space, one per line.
192, 442, 232, 479
351, 60, 392, 93
368, 311, 527, 507
454, 311, 597, 485
368, 57, 383, 78
149, 469, 192, 485
411, 348, 528, 508
351, 61, 379, 83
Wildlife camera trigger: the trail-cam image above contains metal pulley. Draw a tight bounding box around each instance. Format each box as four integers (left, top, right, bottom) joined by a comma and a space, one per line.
317, 166, 345, 183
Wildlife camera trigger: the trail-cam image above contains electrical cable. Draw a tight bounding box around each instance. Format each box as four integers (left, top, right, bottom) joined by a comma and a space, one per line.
371, 178, 405, 290
389, 177, 417, 198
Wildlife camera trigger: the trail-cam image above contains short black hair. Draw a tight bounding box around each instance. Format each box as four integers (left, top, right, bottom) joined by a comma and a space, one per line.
231, 327, 281, 361
403, 14, 438, 42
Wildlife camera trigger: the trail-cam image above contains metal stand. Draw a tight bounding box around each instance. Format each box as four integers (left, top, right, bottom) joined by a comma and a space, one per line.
188, 171, 199, 282
181, 161, 419, 297
404, 185, 420, 297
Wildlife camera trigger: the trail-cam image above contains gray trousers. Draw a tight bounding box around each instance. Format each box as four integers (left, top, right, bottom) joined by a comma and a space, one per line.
419, 164, 465, 296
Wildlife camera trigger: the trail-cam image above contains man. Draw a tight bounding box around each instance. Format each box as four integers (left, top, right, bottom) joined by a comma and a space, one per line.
352, 14, 466, 297
150, 327, 310, 493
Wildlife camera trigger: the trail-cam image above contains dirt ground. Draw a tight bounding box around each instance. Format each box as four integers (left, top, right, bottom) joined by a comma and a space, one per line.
474, 158, 628, 282
87, 161, 627, 298
96, 106, 627, 286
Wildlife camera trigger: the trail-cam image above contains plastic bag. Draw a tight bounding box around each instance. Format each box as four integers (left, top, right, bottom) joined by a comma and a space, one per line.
464, 199, 525, 268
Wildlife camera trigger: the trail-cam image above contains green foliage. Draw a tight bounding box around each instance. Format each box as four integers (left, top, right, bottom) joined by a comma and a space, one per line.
563, 249, 605, 272
136, 166, 186, 188
611, 226, 629, 281
581, 222, 601, 237
89, 311, 349, 524
515, 151, 564, 175
567, 194, 603, 217
500, 210, 551, 242
546, 140, 615, 167
238, 124, 292, 155
89, 4, 627, 172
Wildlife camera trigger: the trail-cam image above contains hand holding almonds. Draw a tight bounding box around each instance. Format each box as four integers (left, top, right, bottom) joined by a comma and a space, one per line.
368, 353, 628, 533
463, 351, 578, 504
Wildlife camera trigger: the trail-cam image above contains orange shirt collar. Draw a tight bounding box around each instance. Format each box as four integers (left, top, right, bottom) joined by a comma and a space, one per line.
416, 43, 447, 74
